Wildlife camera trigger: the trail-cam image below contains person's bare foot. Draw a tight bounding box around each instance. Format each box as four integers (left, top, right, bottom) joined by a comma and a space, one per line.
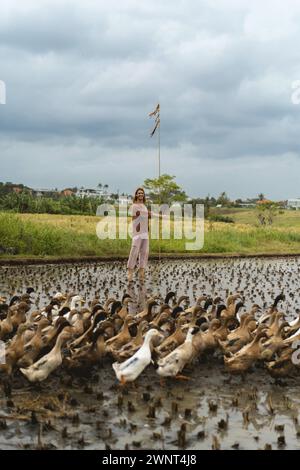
128, 269, 134, 282
138, 268, 145, 281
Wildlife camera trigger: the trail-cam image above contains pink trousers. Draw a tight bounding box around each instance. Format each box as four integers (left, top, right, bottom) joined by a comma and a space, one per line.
127, 237, 149, 269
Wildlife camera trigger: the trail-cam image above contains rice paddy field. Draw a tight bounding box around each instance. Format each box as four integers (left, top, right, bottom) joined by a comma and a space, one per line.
1, 257, 300, 450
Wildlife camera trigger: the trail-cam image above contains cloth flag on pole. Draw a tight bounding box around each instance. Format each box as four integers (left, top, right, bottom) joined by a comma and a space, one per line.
149, 103, 160, 137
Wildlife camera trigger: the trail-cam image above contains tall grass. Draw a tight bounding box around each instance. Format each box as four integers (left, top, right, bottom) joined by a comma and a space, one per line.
1, 212, 300, 258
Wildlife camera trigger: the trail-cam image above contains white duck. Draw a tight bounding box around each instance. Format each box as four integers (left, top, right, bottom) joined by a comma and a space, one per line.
286, 310, 300, 334
53, 292, 67, 301
112, 329, 163, 385
64, 295, 85, 324
156, 327, 198, 380
51, 295, 85, 326
283, 326, 300, 345
20, 328, 71, 382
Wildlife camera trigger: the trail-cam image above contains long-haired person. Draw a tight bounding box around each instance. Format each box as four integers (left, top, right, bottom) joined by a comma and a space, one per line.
127, 187, 150, 282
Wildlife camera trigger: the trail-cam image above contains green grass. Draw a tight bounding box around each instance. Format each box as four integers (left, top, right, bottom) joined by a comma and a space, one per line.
1, 211, 300, 258
218, 208, 300, 228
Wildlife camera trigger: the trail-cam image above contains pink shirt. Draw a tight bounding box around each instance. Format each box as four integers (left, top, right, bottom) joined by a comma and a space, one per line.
130, 203, 149, 240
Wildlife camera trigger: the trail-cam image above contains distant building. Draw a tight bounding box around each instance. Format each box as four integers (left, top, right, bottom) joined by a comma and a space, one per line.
76, 188, 102, 198
76, 187, 111, 199
238, 202, 256, 207
118, 196, 133, 205
287, 198, 300, 210
33, 188, 57, 197
256, 199, 272, 205
61, 188, 75, 197
234, 198, 257, 207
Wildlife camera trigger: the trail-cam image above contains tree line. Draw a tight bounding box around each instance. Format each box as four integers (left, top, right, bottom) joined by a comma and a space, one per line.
0, 178, 272, 221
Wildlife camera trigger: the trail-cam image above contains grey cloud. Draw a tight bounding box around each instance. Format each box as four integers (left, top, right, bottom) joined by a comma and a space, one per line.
1, 0, 300, 199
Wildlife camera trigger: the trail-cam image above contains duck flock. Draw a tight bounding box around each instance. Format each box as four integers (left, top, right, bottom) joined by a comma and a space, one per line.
1, 258, 300, 383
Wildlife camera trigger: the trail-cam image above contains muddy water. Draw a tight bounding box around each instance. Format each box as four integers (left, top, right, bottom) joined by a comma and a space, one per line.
1, 257, 300, 450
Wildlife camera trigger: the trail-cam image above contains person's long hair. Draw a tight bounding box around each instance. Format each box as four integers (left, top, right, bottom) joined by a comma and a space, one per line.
133, 187, 146, 204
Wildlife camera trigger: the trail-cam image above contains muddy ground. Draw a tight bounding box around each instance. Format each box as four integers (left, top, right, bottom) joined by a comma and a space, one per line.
1, 257, 300, 450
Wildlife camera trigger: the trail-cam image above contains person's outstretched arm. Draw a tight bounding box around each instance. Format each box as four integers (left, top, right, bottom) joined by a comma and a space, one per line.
148, 209, 169, 219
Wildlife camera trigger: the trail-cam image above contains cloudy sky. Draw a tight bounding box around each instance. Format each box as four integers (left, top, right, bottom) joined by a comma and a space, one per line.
1, 0, 300, 200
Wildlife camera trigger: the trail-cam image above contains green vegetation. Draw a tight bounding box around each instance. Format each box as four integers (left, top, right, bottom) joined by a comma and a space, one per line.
1, 210, 300, 258
0, 191, 110, 215
255, 201, 281, 226
0, 192, 101, 215
1, 180, 299, 259
208, 214, 234, 224
219, 208, 300, 228
143, 174, 188, 204
0, 181, 118, 215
